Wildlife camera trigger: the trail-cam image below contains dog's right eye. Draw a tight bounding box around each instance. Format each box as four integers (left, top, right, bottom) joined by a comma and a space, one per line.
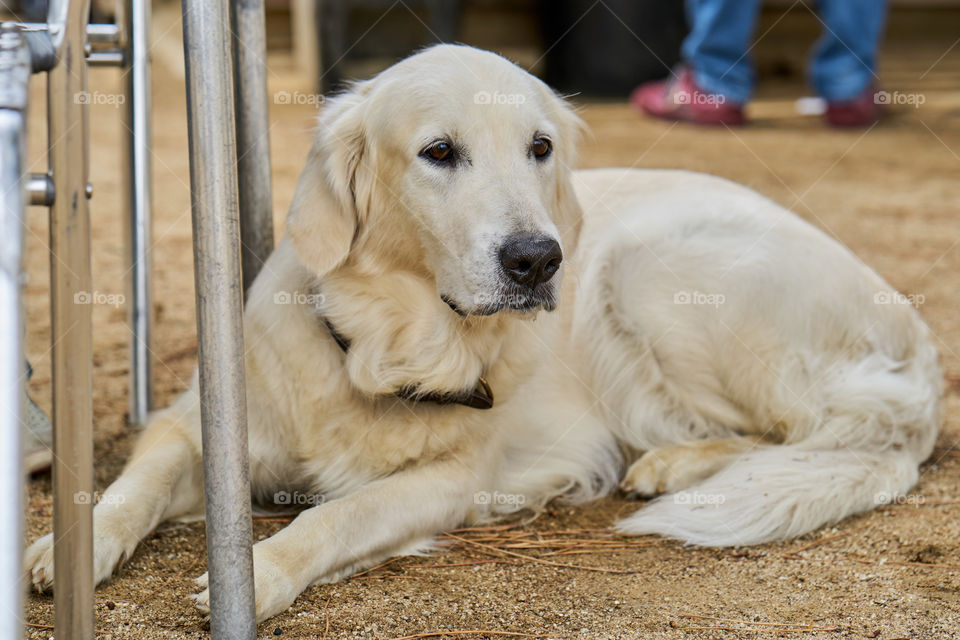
420, 141, 456, 164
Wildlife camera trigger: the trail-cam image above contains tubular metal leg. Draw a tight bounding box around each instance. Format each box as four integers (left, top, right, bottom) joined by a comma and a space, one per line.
0, 24, 30, 640
121, 0, 154, 427
48, 0, 95, 637
231, 0, 275, 296
181, 0, 256, 637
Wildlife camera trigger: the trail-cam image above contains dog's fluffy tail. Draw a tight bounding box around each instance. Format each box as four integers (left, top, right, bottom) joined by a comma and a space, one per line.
616, 446, 918, 546
617, 342, 942, 546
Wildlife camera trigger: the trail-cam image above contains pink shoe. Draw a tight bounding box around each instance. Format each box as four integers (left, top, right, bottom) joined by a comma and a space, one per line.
630, 67, 745, 127
824, 85, 882, 128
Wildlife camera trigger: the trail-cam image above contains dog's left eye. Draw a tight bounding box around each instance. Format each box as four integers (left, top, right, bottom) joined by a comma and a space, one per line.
531, 136, 552, 160
420, 140, 456, 164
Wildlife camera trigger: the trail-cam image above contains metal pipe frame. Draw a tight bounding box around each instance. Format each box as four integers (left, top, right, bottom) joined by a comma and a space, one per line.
231, 0, 275, 296
47, 1, 95, 639
86, 50, 124, 66
0, 23, 32, 640
119, 0, 154, 426
181, 0, 257, 636
86, 23, 120, 45
4, 0, 272, 633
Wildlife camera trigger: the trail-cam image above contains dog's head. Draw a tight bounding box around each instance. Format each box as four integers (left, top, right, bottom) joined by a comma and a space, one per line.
286, 44, 585, 316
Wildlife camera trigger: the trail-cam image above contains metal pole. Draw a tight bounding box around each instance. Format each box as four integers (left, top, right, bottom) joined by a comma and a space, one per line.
231, 0, 274, 296
47, 0, 95, 637
0, 24, 31, 640
181, 0, 256, 637
120, 0, 154, 426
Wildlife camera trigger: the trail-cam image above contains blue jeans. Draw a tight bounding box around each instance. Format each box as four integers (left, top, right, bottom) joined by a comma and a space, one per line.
682, 0, 887, 104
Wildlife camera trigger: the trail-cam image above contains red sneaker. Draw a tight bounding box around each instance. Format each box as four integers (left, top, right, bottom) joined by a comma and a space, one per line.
630, 67, 746, 126
824, 85, 882, 128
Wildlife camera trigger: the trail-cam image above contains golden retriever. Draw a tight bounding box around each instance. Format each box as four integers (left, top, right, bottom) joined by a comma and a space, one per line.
26, 45, 941, 622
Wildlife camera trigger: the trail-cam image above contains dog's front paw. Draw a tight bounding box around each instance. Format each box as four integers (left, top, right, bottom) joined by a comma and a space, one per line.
25, 528, 131, 592
24, 533, 56, 591
190, 573, 211, 615
191, 550, 300, 623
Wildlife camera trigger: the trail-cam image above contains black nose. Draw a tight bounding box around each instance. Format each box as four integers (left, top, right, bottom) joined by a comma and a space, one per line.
498, 233, 563, 287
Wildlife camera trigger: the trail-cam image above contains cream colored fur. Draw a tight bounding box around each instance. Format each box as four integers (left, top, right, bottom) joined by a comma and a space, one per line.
26, 45, 941, 622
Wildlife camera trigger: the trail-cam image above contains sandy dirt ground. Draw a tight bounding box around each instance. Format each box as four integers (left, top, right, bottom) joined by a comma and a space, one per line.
21, 5, 960, 640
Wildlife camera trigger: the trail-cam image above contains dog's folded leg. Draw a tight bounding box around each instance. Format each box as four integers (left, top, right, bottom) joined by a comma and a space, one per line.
192, 457, 480, 623
25, 404, 204, 590
620, 436, 768, 497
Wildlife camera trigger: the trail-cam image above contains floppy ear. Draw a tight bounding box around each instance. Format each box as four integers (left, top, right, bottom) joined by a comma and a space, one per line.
547, 90, 587, 257
285, 83, 373, 277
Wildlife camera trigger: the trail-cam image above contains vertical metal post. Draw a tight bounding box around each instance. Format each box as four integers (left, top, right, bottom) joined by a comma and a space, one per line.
231, 0, 274, 296
181, 0, 256, 637
0, 24, 30, 640
48, 0, 95, 637
120, 0, 154, 426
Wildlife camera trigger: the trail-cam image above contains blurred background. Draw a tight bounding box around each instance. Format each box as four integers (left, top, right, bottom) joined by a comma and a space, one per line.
264, 0, 955, 101
164, 0, 957, 102
7, 0, 948, 98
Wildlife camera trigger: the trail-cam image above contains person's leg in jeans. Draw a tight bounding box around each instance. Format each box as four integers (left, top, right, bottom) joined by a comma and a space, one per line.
682, 0, 763, 105
631, 0, 760, 125
809, 0, 888, 101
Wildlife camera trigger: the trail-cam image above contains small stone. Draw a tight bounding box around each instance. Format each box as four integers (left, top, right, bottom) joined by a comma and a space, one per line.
273, 627, 282, 636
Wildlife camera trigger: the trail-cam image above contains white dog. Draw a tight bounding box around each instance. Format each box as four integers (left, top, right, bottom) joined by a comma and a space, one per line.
26, 45, 941, 621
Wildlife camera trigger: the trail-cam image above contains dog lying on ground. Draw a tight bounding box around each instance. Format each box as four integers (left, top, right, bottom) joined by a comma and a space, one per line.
26, 44, 941, 621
